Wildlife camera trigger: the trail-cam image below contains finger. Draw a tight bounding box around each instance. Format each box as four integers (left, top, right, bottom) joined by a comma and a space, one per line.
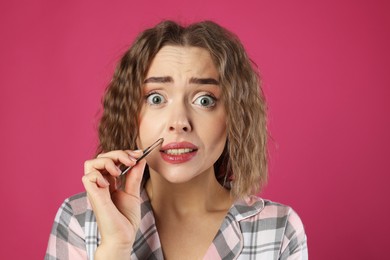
108, 175, 124, 194
97, 150, 140, 165
89, 150, 142, 176
125, 150, 143, 160
82, 172, 119, 231
123, 159, 147, 196
82, 171, 109, 187
84, 157, 123, 177
82, 171, 111, 207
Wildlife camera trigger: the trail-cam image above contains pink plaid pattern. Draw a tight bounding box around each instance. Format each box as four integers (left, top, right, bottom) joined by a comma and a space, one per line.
46, 189, 307, 259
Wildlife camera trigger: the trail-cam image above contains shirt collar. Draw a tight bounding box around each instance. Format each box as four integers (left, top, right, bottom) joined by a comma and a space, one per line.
131, 189, 164, 259
132, 188, 265, 259
229, 195, 265, 221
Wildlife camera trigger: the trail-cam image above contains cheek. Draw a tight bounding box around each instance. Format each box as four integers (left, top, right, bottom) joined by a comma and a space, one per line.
214, 110, 227, 135
139, 109, 162, 128
137, 110, 165, 148
214, 113, 228, 152
200, 112, 227, 146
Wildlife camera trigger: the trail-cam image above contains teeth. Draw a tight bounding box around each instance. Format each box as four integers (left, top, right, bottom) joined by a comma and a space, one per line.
165, 148, 193, 155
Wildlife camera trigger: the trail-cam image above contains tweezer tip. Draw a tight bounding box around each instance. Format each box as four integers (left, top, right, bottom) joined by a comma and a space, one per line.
152, 138, 164, 149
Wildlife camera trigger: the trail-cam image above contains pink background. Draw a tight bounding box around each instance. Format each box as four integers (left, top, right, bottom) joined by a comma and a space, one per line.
1, 0, 389, 259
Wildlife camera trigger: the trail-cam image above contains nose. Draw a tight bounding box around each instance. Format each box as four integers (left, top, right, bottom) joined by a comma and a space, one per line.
167, 104, 192, 133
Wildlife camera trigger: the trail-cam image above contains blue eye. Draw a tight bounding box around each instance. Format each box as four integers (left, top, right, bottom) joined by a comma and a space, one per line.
146, 93, 165, 105
194, 95, 216, 108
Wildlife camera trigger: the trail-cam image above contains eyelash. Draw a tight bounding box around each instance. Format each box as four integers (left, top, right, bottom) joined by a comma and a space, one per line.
145, 91, 166, 106
193, 93, 217, 109
144, 91, 218, 109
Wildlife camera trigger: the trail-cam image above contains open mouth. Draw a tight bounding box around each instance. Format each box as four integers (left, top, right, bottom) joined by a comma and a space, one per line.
163, 148, 196, 155
160, 142, 198, 163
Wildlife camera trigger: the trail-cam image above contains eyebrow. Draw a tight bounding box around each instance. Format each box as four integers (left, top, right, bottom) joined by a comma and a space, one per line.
189, 77, 219, 85
144, 76, 172, 83
144, 76, 219, 85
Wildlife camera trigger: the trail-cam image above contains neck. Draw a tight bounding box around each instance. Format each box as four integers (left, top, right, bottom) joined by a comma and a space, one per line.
145, 168, 232, 217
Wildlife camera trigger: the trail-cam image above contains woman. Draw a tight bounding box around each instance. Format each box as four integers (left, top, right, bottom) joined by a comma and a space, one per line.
46, 20, 307, 259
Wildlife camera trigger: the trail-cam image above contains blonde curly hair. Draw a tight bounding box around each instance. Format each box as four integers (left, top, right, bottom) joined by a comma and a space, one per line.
97, 20, 268, 198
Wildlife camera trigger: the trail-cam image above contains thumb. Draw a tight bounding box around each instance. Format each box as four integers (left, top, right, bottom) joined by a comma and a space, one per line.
123, 159, 147, 196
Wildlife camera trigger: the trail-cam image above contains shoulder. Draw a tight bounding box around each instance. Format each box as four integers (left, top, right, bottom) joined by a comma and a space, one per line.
239, 197, 306, 237
260, 199, 304, 227
55, 192, 91, 228
234, 196, 308, 258
63, 192, 89, 211
46, 193, 91, 259
61, 192, 89, 213
236, 196, 304, 229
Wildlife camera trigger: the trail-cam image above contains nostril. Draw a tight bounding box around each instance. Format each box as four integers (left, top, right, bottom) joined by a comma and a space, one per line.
169, 122, 192, 132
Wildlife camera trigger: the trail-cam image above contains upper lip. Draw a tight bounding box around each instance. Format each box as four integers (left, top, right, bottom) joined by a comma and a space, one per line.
160, 142, 198, 151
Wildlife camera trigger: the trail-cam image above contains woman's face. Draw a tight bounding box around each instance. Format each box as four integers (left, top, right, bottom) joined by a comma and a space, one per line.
137, 45, 227, 183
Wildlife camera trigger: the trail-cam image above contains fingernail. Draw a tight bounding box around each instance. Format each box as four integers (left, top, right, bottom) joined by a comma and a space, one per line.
125, 151, 137, 161
127, 150, 143, 157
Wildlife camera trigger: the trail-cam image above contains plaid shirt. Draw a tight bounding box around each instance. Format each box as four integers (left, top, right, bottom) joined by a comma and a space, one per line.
46, 189, 307, 259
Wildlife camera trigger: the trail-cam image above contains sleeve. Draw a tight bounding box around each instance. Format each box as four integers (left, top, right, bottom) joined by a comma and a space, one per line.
45, 198, 88, 260
279, 209, 308, 260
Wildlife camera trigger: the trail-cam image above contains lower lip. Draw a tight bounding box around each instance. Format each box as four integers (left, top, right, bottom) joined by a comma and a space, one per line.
160, 151, 197, 164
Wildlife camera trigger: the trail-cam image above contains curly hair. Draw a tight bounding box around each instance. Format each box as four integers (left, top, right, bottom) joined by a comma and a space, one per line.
97, 20, 268, 198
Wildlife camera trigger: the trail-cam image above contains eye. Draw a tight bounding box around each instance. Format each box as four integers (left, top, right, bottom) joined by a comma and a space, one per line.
193, 95, 216, 108
146, 93, 165, 105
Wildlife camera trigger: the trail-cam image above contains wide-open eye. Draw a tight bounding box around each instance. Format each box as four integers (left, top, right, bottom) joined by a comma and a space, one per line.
146, 93, 166, 105
193, 95, 216, 108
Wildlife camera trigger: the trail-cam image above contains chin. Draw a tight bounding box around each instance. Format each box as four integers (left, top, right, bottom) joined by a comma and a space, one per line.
148, 159, 216, 183
160, 171, 199, 184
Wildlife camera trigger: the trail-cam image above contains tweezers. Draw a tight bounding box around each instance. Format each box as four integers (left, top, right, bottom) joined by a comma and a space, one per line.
119, 138, 164, 176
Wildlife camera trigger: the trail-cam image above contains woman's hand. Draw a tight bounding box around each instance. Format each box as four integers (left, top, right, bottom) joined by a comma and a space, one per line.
82, 150, 146, 259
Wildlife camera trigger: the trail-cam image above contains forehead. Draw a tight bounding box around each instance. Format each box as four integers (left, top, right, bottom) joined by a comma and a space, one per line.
146, 45, 219, 78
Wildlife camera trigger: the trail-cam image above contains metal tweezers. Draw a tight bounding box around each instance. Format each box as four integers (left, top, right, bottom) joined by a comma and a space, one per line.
119, 138, 164, 176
